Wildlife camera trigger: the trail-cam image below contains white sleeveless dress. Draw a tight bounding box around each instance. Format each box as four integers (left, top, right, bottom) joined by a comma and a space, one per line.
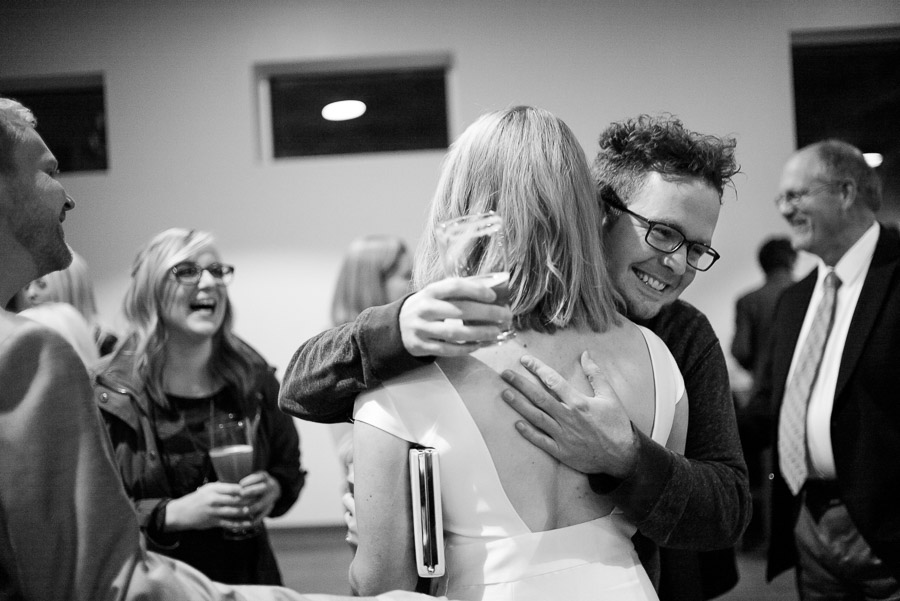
354, 325, 684, 601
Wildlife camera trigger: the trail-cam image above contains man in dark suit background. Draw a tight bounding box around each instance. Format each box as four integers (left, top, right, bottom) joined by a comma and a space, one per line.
731, 236, 796, 550
732, 236, 797, 387
762, 139, 900, 599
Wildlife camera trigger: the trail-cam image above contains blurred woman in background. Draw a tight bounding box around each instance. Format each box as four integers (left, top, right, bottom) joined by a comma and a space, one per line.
92, 227, 306, 585
331, 235, 412, 326
18, 301, 99, 367
330, 234, 412, 548
23, 250, 118, 355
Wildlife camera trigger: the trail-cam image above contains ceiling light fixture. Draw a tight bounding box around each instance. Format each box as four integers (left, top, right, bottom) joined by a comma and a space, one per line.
321, 100, 366, 121
863, 152, 883, 168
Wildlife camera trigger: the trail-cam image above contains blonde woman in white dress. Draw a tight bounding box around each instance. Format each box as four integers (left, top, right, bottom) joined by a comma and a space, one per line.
349, 106, 688, 601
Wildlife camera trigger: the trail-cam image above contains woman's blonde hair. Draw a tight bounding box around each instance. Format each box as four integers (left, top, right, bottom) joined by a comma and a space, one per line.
32, 251, 100, 324
413, 106, 620, 333
122, 228, 253, 408
331, 235, 409, 325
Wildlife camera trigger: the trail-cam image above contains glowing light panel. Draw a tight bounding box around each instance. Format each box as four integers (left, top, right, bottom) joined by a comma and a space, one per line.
863, 152, 883, 168
321, 100, 367, 121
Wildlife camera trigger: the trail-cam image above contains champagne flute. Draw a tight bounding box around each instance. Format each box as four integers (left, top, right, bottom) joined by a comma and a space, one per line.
436, 210, 515, 345
209, 414, 260, 539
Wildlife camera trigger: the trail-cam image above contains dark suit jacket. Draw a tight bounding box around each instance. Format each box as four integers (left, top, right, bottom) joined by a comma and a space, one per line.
732, 272, 795, 381
764, 224, 900, 581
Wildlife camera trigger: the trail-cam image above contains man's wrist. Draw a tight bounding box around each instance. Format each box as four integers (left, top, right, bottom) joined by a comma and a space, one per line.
592, 428, 676, 523
588, 423, 641, 492
360, 297, 432, 381
613, 422, 640, 479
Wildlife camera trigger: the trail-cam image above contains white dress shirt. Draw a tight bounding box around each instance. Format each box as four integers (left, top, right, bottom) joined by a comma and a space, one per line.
786, 222, 880, 479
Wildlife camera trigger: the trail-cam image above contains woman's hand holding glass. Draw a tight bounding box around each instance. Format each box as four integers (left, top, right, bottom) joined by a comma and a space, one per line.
209, 415, 262, 539
164, 481, 256, 532
237, 471, 282, 524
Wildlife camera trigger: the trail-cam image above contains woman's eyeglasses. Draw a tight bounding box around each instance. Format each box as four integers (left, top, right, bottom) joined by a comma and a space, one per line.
170, 262, 235, 286
600, 187, 721, 272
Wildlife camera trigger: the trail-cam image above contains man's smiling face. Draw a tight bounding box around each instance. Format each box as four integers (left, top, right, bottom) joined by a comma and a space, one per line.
3, 126, 74, 279
776, 149, 847, 266
603, 171, 721, 320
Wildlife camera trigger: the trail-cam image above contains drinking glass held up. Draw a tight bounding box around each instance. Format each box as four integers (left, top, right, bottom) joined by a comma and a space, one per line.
209, 414, 260, 539
436, 210, 515, 345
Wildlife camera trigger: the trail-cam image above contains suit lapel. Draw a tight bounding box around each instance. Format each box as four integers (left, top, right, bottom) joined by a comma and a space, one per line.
835, 225, 900, 401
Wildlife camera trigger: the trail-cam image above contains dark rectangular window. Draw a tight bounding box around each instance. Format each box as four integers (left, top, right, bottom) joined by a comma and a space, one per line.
268, 66, 449, 158
791, 27, 900, 216
792, 39, 900, 150
0, 74, 108, 173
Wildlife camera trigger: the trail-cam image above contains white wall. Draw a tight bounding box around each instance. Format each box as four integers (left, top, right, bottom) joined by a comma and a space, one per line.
2, 0, 898, 526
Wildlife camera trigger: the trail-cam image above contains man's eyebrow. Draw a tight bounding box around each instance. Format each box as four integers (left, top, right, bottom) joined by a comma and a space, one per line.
650, 216, 687, 232
658, 217, 713, 245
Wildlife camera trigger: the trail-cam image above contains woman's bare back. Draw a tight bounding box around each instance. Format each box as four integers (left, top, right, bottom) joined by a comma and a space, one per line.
437, 319, 656, 533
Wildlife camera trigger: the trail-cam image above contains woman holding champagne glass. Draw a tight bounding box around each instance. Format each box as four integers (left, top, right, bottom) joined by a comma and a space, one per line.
349, 106, 688, 600
93, 227, 306, 585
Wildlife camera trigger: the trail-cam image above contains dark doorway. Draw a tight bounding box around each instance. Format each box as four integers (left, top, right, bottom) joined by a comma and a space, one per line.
792, 26, 900, 219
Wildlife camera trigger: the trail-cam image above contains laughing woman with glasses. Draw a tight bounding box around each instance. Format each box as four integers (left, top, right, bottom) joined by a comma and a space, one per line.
91, 227, 306, 585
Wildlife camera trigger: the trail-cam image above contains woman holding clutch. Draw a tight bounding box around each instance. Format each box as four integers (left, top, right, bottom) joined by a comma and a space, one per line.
93, 227, 305, 585
350, 106, 688, 601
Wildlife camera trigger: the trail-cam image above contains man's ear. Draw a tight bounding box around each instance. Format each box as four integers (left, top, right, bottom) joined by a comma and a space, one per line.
837, 179, 858, 211
601, 211, 622, 231
601, 206, 622, 228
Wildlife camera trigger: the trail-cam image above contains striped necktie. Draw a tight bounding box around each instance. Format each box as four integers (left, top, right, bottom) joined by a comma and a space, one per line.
778, 270, 842, 495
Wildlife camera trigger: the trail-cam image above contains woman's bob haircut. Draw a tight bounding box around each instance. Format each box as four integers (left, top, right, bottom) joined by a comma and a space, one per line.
414, 106, 620, 333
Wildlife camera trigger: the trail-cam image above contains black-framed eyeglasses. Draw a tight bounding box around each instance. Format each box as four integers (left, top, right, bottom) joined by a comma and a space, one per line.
170, 262, 235, 286
773, 180, 841, 210
600, 187, 721, 272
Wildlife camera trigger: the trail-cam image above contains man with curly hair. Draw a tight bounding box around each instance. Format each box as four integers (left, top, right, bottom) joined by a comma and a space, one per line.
279, 114, 751, 601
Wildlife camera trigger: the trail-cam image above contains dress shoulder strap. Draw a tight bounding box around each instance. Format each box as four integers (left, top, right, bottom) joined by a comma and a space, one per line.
635, 325, 685, 447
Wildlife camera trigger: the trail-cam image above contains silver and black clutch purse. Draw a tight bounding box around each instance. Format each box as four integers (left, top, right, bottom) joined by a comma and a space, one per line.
409, 446, 445, 578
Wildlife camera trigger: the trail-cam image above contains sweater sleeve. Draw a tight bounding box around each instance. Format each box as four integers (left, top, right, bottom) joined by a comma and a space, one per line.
590, 303, 752, 549
278, 296, 433, 424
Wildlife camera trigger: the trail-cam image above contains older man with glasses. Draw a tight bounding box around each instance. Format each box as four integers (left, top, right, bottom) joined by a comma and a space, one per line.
280, 113, 750, 601
761, 139, 900, 599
